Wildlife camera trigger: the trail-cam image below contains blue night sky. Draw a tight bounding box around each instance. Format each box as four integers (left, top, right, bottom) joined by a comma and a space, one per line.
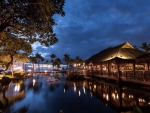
32, 0, 150, 61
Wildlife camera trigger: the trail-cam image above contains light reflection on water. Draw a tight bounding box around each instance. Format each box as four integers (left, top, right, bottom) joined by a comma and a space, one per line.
1, 73, 150, 113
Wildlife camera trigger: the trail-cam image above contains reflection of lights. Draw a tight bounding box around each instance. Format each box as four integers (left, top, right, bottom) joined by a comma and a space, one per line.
106, 94, 109, 101
94, 85, 96, 89
112, 93, 115, 99
28, 69, 31, 72
74, 83, 76, 93
103, 93, 109, 101
139, 98, 145, 103
112, 93, 119, 100
83, 87, 86, 94
64, 88, 65, 93
89, 86, 91, 90
79, 91, 81, 97
103, 93, 106, 98
104, 85, 105, 88
14, 84, 20, 91
116, 94, 119, 99
148, 102, 150, 105
90, 92, 92, 97
122, 93, 125, 98
45, 70, 47, 74
83, 82, 85, 86
33, 79, 36, 86
129, 94, 134, 98
114, 89, 117, 93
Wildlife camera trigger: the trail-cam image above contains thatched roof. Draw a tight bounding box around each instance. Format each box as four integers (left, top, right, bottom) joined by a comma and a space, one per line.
86, 42, 144, 64
136, 53, 150, 63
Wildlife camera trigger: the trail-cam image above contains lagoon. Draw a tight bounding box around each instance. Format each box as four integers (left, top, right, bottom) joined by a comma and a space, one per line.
1, 73, 150, 113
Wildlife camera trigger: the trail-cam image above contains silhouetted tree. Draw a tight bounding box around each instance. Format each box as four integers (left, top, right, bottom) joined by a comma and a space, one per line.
63, 54, 70, 68
139, 42, 150, 53
50, 54, 57, 71
0, 0, 65, 46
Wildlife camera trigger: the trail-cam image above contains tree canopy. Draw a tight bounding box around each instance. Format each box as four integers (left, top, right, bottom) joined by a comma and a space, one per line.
0, 0, 65, 46
0, 31, 32, 71
139, 42, 150, 53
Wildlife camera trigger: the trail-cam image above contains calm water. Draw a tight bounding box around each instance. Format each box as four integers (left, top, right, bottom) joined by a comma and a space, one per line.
1, 73, 150, 113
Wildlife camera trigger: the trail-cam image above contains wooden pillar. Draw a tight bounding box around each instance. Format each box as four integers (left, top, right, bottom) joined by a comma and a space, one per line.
117, 63, 120, 78
147, 63, 149, 71
117, 63, 121, 83
100, 63, 103, 75
107, 62, 110, 77
133, 61, 135, 79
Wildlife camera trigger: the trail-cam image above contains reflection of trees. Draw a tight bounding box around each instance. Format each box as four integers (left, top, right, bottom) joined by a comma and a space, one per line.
49, 84, 55, 92
4, 104, 29, 113
55, 74, 60, 80
0, 80, 26, 113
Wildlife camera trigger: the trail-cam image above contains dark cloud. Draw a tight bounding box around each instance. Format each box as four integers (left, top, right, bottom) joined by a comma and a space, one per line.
33, 0, 150, 61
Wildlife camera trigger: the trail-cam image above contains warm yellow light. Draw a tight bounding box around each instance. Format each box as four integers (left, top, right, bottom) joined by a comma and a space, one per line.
122, 93, 125, 98
79, 91, 81, 97
129, 94, 134, 98
106, 94, 109, 101
64, 88, 65, 93
90, 92, 92, 97
83, 87, 86, 94
33, 79, 36, 86
74, 83, 76, 93
14, 84, 20, 91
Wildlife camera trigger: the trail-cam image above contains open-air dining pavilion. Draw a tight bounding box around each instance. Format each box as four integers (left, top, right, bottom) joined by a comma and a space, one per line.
83, 42, 150, 85
66, 42, 150, 85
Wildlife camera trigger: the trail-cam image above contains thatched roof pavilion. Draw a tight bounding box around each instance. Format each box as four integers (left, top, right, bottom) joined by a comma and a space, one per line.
86, 42, 144, 65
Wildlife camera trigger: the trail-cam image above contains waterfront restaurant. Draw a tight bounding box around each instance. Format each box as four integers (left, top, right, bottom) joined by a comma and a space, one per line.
84, 42, 150, 85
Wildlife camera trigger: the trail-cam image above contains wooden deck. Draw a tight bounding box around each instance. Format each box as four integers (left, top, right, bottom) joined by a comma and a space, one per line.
67, 70, 150, 85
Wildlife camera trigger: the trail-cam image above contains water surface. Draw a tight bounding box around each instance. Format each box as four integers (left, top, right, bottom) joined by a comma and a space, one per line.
1, 73, 150, 113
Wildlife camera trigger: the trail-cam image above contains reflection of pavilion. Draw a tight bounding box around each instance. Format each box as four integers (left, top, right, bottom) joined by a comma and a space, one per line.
69, 79, 150, 112
84, 42, 150, 85
85, 79, 150, 112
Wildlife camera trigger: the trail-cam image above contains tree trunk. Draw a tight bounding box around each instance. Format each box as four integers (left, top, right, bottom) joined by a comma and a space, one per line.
10, 63, 14, 76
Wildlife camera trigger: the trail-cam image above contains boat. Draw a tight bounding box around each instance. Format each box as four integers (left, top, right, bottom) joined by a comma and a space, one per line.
46, 77, 59, 82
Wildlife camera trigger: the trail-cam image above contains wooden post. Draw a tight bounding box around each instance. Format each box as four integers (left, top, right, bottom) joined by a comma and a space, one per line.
117, 63, 120, 78
133, 61, 135, 79
107, 62, 110, 77
117, 63, 121, 83
100, 63, 103, 75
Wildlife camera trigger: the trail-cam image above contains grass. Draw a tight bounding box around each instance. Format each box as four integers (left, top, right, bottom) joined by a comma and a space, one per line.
1, 71, 26, 79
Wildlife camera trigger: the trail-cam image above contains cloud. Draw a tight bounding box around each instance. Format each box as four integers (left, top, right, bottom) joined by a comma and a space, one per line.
33, 0, 150, 62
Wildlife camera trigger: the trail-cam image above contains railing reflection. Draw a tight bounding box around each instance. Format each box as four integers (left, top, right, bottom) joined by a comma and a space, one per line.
67, 79, 150, 112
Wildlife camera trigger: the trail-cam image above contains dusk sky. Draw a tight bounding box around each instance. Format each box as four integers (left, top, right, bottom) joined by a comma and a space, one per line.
32, 0, 150, 61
